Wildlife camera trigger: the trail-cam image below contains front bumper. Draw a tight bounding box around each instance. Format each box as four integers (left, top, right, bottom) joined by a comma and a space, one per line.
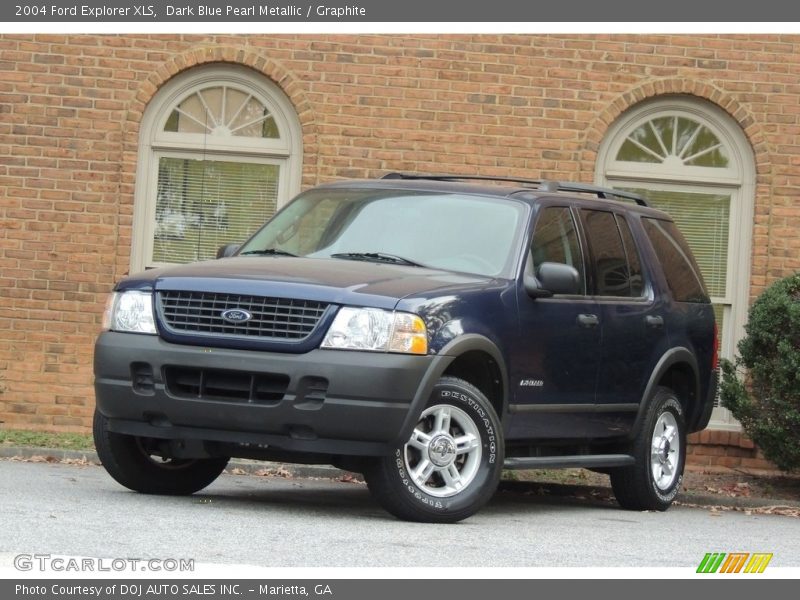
94, 332, 449, 456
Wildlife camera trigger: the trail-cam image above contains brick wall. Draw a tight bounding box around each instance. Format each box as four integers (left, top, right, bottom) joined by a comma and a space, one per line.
687, 431, 775, 471
1, 35, 799, 457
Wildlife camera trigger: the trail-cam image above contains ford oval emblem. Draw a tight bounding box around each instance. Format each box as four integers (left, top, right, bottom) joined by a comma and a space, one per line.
220, 308, 252, 323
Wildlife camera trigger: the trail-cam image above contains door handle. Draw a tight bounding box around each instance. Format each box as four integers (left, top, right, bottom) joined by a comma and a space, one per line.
645, 315, 664, 328
577, 313, 600, 328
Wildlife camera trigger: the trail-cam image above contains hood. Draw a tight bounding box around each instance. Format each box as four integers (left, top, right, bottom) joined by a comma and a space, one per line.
117, 256, 495, 310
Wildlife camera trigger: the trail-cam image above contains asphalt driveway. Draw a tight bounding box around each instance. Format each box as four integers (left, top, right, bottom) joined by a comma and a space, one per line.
1, 460, 799, 570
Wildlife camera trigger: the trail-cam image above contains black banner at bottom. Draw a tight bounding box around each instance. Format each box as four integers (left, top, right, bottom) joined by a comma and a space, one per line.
2, 579, 789, 600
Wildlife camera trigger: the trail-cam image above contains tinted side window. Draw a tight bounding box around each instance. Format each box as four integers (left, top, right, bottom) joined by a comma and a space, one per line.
642, 218, 709, 303
531, 207, 585, 294
580, 209, 635, 297
616, 215, 645, 297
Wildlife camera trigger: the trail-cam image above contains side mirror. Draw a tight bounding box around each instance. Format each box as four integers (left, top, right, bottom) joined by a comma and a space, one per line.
524, 262, 581, 298
216, 243, 241, 259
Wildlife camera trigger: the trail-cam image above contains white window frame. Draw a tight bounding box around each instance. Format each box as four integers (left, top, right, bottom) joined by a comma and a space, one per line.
596, 97, 756, 430
131, 64, 303, 272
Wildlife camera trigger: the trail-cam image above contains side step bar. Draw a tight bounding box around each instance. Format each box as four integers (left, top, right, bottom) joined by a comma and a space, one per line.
504, 454, 635, 470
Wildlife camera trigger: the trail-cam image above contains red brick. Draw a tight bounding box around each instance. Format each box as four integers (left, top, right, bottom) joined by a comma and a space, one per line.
739, 436, 756, 449
740, 457, 775, 470
0, 33, 796, 444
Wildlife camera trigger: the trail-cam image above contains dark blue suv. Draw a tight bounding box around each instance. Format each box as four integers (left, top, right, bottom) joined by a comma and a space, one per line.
93, 174, 718, 523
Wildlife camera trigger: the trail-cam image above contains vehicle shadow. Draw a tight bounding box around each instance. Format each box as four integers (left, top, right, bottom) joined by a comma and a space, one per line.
180, 475, 621, 522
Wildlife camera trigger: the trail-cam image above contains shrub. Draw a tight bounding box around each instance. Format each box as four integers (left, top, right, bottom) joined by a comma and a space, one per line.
719, 273, 800, 472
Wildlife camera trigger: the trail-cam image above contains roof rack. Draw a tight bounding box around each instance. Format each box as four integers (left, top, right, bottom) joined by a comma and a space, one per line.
537, 180, 649, 207
382, 172, 546, 188
380, 172, 649, 207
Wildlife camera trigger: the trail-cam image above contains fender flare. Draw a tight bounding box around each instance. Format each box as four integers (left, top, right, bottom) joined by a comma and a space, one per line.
391, 334, 508, 446
629, 347, 700, 439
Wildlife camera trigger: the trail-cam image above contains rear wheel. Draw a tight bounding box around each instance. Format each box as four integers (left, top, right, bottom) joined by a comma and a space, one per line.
93, 410, 228, 495
610, 387, 686, 511
364, 376, 503, 523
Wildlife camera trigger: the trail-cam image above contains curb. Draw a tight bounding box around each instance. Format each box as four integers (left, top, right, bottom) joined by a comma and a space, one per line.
3, 446, 799, 510
497, 479, 800, 510
0, 446, 348, 481
0, 446, 100, 463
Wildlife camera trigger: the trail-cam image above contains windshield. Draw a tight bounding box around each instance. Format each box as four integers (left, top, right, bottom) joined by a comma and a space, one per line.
239, 189, 527, 278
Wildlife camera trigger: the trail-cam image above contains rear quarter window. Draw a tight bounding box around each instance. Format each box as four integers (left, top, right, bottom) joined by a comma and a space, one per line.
642, 218, 710, 303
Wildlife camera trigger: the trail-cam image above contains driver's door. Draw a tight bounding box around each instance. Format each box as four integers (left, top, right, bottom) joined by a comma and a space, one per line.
507, 205, 602, 440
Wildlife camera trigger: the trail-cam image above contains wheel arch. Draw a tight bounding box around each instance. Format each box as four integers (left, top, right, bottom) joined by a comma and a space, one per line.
441, 350, 505, 422
392, 334, 508, 446
631, 347, 701, 439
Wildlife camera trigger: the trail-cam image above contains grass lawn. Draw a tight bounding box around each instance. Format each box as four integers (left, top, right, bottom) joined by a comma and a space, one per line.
0, 429, 94, 451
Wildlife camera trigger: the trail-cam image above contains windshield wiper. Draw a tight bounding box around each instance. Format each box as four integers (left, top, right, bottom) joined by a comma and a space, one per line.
330, 252, 427, 268
240, 248, 297, 257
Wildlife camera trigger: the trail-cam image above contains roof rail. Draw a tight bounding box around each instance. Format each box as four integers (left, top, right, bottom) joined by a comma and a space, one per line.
380, 172, 649, 207
537, 180, 649, 207
382, 172, 544, 187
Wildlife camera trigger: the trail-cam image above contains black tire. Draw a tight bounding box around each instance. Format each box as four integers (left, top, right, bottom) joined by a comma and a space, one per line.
610, 387, 686, 511
93, 410, 229, 495
364, 376, 504, 523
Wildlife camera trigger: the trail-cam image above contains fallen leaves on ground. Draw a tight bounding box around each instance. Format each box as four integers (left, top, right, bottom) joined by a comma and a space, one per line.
704, 482, 752, 497
30, 455, 58, 463
675, 500, 800, 518
251, 466, 293, 478
6, 454, 96, 466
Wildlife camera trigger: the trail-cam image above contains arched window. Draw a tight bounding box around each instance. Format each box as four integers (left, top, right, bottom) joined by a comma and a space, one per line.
131, 64, 302, 270
597, 97, 755, 429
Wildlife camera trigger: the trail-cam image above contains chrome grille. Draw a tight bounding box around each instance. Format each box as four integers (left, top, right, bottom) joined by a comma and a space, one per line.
157, 291, 328, 340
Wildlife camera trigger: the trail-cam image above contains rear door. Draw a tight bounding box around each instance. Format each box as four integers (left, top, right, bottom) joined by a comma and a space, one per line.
577, 209, 667, 438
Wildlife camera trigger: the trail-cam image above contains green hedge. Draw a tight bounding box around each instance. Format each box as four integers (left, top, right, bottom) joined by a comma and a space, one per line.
720, 272, 800, 472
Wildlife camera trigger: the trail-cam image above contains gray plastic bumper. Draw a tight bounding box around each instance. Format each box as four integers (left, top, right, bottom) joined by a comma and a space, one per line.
94, 332, 450, 456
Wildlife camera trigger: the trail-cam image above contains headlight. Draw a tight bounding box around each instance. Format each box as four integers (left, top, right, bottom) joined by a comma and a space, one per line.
103, 291, 157, 335
321, 307, 427, 355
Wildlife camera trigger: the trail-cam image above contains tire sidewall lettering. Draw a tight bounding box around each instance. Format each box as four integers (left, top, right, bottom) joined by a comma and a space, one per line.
649, 397, 685, 503
439, 389, 496, 464
394, 384, 500, 511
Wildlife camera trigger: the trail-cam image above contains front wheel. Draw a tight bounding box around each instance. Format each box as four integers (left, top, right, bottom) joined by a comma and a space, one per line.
610, 387, 686, 511
364, 376, 503, 523
93, 410, 229, 495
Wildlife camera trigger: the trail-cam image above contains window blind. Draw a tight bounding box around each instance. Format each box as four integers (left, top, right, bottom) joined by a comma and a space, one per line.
624, 188, 730, 299
152, 156, 279, 265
